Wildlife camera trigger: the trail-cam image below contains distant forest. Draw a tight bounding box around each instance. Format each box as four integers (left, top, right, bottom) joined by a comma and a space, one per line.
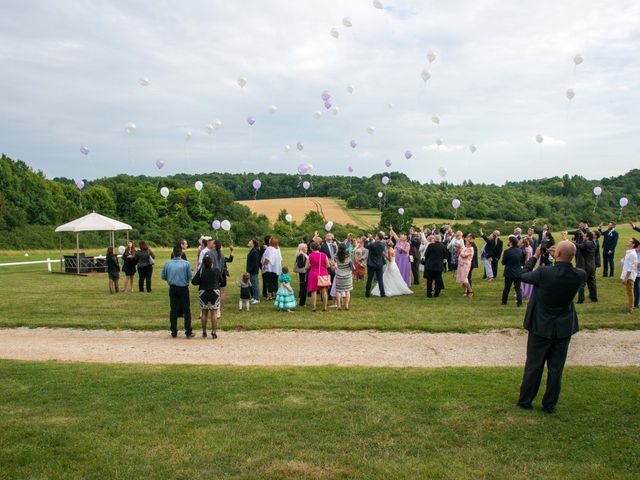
1, 153, 638, 249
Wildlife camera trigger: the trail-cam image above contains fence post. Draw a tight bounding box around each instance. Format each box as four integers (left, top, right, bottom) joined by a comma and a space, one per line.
47, 258, 51, 272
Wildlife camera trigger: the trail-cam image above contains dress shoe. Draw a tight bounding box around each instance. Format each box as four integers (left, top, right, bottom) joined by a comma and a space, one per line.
185, 332, 195, 338
516, 403, 533, 410
541, 406, 556, 414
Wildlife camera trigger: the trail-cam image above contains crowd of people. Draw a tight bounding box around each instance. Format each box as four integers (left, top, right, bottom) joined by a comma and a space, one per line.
102, 220, 640, 338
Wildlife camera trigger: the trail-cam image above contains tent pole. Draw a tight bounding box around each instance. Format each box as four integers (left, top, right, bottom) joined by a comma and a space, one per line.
59, 236, 63, 272
76, 233, 80, 275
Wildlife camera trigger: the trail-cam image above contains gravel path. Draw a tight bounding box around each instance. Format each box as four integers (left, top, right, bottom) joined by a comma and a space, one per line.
0, 328, 639, 367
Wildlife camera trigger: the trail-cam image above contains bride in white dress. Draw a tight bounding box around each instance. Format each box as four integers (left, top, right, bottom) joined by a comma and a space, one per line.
371, 241, 414, 297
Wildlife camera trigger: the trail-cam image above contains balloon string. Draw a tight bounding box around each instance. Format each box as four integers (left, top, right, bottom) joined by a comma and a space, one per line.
593, 196, 598, 214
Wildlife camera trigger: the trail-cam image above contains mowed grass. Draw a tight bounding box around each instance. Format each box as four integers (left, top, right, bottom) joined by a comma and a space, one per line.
1, 361, 638, 479
0, 237, 638, 332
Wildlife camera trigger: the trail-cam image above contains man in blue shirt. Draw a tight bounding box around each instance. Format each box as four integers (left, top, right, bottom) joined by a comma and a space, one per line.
161, 246, 194, 338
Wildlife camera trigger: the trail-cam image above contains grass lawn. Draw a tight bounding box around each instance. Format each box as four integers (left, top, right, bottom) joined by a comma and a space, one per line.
0, 241, 639, 332
1, 361, 638, 479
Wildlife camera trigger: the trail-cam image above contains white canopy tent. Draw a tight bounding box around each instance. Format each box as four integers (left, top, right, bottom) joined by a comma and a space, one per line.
55, 212, 132, 274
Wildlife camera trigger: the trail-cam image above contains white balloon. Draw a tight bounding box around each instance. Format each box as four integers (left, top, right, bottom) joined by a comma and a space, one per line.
432, 115, 441, 125
160, 187, 169, 198
619, 197, 629, 208
237, 76, 247, 88
212, 118, 222, 129
306, 163, 314, 173
398, 208, 405, 215
325, 222, 333, 232
427, 50, 438, 63
436, 137, 444, 146
535, 134, 544, 144
124, 122, 137, 136
282, 144, 291, 153
184, 131, 192, 141
367, 126, 375, 134
313, 110, 322, 119
330, 28, 340, 39
195, 181, 203, 191
206, 124, 215, 135
285, 214, 293, 223
438, 167, 448, 178
421, 69, 431, 83
469, 144, 477, 153
377, 191, 383, 198
346, 84, 354, 94
221, 220, 231, 231
138, 77, 151, 87
566, 88, 575, 101
373, 0, 384, 9
268, 104, 278, 114
342, 17, 352, 27
331, 106, 339, 115
593, 186, 602, 196
387, 103, 394, 109
574, 54, 584, 65
118, 245, 126, 255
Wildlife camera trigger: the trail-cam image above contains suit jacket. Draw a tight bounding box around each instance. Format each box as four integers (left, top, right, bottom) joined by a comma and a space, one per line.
576, 240, 596, 272
494, 238, 504, 260
320, 241, 337, 271
594, 239, 601, 268
423, 242, 448, 272
601, 228, 619, 252
408, 234, 421, 258
501, 246, 524, 278
364, 240, 386, 268
481, 234, 496, 258
521, 258, 587, 339
246, 247, 260, 275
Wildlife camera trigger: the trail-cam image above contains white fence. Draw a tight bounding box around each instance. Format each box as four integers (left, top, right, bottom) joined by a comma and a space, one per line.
0, 258, 63, 272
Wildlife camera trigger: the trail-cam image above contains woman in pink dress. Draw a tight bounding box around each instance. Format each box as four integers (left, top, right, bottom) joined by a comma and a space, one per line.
305, 242, 331, 312
455, 235, 475, 297
390, 227, 412, 287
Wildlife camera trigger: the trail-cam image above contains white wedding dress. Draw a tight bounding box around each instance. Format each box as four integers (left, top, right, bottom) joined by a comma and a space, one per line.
371, 251, 414, 297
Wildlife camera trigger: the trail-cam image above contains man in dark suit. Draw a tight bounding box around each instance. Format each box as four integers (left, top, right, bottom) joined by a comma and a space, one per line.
501, 236, 525, 306
491, 231, 504, 279
480, 228, 496, 279
423, 234, 448, 297
408, 227, 422, 285
600, 221, 619, 277
565, 220, 589, 266
526, 227, 539, 252
364, 232, 386, 297
575, 231, 598, 303
517, 241, 587, 413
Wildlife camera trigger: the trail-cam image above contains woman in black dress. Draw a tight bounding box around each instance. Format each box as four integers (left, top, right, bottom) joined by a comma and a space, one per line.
121, 241, 137, 292
192, 255, 222, 338
294, 243, 309, 306
134, 240, 155, 292
106, 246, 120, 294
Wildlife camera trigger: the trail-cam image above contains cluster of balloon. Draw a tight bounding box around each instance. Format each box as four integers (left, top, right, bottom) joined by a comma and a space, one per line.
592, 186, 602, 213
155, 159, 165, 170
398, 208, 405, 215
124, 122, 136, 136
329, 17, 352, 39
421, 50, 437, 84
452, 198, 461, 220
619, 197, 629, 220
80, 145, 89, 155
325, 220, 334, 232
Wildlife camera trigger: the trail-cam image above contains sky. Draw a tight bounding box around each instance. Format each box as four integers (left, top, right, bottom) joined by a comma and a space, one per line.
1, 0, 639, 185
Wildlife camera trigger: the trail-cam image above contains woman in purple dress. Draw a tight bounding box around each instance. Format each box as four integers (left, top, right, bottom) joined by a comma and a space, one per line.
390, 227, 412, 287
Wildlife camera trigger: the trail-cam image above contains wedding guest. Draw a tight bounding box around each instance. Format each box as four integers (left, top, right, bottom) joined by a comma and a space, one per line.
121, 241, 137, 292
466, 233, 479, 288
447, 231, 465, 273
630, 222, 640, 234
353, 237, 368, 281
246, 238, 261, 303
455, 235, 475, 297
576, 231, 598, 303
294, 243, 309, 307
321, 233, 338, 301
306, 242, 330, 312
135, 240, 155, 293
526, 227, 539, 252
479, 230, 494, 280
274, 266, 296, 312
176, 239, 188, 260
621, 238, 639, 314
364, 232, 386, 297
335, 243, 354, 310
212, 240, 234, 316
106, 246, 120, 294
262, 236, 282, 301
593, 230, 602, 274
539, 231, 555, 267
260, 235, 271, 299
191, 255, 221, 338
161, 245, 193, 338
502, 236, 524, 306
390, 227, 411, 287
521, 238, 534, 300
238, 272, 252, 312
408, 227, 422, 285
600, 221, 619, 277
198, 238, 215, 271
423, 234, 448, 298
634, 241, 640, 310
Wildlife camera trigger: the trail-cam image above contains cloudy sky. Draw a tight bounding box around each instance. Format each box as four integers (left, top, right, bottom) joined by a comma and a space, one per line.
1, 0, 638, 185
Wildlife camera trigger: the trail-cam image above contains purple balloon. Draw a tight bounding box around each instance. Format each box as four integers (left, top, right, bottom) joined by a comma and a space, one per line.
155, 159, 165, 170
212, 220, 221, 230
381, 176, 390, 185
252, 179, 262, 190
350, 139, 357, 148
297, 141, 304, 151
247, 116, 255, 126
297, 163, 308, 175
452, 199, 461, 209
404, 150, 413, 160
324, 100, 332, 109
75, 179, 85, 190
348, 166, 354, 173
79, 145, 89, 155
321, 90, 331, 101
385, 159, 392, 167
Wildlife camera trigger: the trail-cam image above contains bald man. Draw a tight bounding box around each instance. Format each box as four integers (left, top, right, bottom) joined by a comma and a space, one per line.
516, 240, 587, 414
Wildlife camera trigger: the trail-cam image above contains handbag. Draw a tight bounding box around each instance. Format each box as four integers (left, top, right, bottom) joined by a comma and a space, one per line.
316, 253, 331, 287
148, 252, 155, 265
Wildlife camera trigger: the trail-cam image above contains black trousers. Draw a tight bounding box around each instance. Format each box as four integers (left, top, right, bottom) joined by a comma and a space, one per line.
578, 268, 598, 302
603, 251, 615, 277
502, 277, 522, 305
365, 266, 385, 297
265, 272, 278, 295
137, 265, 153, 292
169, 285, 192, 336
261, 272, 268, 298
425, 270, 443, 297
491, 259, 499, 279
327, 269, 336, 300
518, 332, 571, 409
411, 258, 420, 285
467, 268, 474, 287
298, 273, 307, 307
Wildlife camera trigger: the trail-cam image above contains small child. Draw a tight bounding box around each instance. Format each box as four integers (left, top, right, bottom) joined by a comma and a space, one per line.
274, 266, 296, 312
237, 272, 252, 312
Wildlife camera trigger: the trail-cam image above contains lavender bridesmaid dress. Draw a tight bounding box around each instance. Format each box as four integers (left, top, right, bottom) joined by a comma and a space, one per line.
395, 241, 412, 287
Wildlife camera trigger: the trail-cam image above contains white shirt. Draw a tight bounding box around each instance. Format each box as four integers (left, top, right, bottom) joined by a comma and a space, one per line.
262, 246, 282, 275
198, 247, 213, 269
621, 249, 638, 282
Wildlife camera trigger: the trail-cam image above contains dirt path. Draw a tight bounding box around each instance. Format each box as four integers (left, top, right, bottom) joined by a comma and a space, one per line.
1, 328, 639, 367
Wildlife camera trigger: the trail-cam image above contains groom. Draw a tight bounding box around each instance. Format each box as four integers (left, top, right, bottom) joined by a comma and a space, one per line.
365, 232, 386, 297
